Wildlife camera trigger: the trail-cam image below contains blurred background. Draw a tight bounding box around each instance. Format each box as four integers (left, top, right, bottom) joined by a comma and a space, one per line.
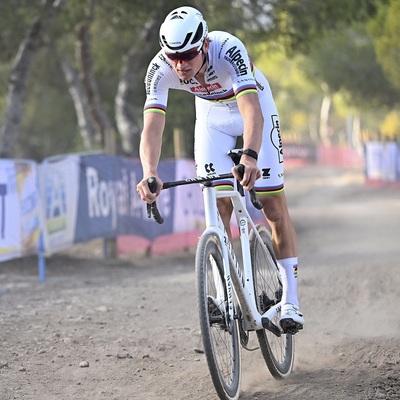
0, 0, 399, 162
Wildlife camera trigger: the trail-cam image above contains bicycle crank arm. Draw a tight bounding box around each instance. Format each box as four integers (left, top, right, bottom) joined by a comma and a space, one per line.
261, 317, 282, 337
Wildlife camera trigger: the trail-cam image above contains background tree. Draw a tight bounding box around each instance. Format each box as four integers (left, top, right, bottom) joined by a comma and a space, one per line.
0, 0, 397, 161
0, 0, 67, 158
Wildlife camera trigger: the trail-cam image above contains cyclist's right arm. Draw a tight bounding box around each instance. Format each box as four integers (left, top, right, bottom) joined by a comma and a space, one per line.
136, 112, 165, 203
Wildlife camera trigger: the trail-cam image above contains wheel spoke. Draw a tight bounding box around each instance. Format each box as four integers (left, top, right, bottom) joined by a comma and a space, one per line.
251, 225, 294, 379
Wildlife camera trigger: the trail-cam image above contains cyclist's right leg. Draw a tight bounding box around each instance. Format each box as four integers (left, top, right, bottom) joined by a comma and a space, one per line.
194, 98, 242, 240
217, 198, 233, 240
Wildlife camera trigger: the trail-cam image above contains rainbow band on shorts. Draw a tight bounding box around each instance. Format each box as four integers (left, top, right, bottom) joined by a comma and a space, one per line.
213, 181, 284, 196
213, 180, 234, 191
255, 184, 285, 196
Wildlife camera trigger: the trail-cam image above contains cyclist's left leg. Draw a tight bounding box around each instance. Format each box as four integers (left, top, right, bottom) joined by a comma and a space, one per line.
256, 91, 304, 332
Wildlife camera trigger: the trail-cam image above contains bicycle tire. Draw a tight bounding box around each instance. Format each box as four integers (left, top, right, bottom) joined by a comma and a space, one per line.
250, 224, 294, 379
196, 233, 241, 400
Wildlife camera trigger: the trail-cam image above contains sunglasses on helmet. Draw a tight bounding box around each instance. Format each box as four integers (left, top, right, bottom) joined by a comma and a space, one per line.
165, 47, 202, 62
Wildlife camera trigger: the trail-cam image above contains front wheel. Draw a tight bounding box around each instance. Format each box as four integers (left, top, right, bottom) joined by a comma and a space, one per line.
196, 233, 241, 400
250, 224, 294, 379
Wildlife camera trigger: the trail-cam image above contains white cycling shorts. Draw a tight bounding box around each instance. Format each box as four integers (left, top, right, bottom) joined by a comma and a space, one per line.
194, 82, 285, 196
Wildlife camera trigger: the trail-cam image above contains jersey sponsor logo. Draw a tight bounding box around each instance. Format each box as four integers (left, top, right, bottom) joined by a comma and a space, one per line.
224, 46, 248, 77
190, 82, 223, 93
256, 80, 265, 91
205, 163, 216, 174
207, 65, 216, 76
145, 62, 161, 94
270, 115, 283, 163
262, 168, 271, 179
158, 53, 173, 69
218, 37, 230, 58
180, 78, 197, 85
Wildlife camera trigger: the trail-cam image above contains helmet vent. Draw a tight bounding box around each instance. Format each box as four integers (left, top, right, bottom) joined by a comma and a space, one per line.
170, 10, 187, 20
191, 23, 204, 45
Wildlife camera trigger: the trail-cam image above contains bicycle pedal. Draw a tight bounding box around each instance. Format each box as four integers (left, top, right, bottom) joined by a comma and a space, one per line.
280, 318, 303, 335
261, 317, 281, 337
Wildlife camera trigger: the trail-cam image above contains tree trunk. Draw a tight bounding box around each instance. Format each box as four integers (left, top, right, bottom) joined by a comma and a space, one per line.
319, 94, 332, 146
0, 0, 66, 158
115, 46, 141, 157
115, 19, 158, 157
76, 24, 115, 154
60, 58, 95, 150
0, 20, 42, 157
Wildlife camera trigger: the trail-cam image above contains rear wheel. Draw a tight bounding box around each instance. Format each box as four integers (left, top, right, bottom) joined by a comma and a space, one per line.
250, 224, 294, 379
196, 233, 241, 400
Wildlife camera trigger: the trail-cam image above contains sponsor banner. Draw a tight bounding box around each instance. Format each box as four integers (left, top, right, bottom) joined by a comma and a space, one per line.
173, 159, 205, 232
365, 142, 399, 182
0, 160, 40, 262
75, 154, 175, 243
40, 154, 80, 254
284, 143, 317, 163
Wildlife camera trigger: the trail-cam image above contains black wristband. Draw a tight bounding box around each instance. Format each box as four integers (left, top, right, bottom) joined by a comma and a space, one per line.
242, 148, 258, 160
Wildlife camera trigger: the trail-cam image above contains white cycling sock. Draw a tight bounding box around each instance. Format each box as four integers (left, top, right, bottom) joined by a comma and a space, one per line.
277, 257, 299, 307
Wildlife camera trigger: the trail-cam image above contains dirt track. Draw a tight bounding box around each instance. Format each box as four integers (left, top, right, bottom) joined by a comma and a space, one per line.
1, 165, 399, 400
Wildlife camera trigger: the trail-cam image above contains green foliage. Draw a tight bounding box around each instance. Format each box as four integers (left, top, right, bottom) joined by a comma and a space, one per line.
369, 0, 400, 90
254, 43, 322, 140
0, 0, 44, 61
300, 25, 399, 109
1, 0, 399, 160
238, 0, 385, 54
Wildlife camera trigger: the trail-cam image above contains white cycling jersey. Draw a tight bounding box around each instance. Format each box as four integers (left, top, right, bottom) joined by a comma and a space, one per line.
144, 30, 285, 195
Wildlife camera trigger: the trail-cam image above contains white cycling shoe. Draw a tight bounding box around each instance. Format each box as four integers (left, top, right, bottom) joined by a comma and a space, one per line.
280, 304, 304, 334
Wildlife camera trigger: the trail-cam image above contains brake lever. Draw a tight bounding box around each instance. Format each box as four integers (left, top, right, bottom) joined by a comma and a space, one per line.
235, 164, 263, 210
146, 177, 164, 224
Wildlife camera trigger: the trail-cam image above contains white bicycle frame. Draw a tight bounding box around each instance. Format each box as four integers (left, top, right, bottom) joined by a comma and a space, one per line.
201, 183, 282, 333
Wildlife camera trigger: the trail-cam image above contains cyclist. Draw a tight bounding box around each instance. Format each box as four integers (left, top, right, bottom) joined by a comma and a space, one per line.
136, 6, 304, 333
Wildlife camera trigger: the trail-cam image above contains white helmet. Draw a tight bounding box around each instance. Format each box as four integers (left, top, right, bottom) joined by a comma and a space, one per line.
159, 6, 208, 53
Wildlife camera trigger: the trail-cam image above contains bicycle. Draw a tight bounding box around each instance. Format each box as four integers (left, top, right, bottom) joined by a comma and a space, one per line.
147, 150, 296, 400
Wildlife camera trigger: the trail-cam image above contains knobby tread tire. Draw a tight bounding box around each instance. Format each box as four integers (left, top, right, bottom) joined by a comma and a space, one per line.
195, 233, 241, 400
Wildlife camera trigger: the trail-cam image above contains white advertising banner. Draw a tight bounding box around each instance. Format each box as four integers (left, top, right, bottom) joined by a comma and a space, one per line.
173, 159, 205, 232
0, 160, 41, 262
365, 142, 399, 182
40, 155, 80, 255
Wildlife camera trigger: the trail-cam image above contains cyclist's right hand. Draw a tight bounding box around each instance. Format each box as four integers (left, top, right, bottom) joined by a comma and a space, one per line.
136, 175, 163, 204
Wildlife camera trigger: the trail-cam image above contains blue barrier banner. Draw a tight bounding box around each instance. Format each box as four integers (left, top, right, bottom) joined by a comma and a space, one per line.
39, 153, 262, 256
75, 154, 176, 242
365, 142, 399, 182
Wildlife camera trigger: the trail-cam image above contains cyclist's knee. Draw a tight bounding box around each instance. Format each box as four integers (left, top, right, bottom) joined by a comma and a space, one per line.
260, 194, 288, 224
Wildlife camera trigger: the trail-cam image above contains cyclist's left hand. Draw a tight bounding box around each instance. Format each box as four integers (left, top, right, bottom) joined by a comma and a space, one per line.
233, 156, 261, 190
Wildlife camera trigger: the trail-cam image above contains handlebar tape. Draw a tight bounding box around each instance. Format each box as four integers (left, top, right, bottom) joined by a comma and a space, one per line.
146, 177, 164, 224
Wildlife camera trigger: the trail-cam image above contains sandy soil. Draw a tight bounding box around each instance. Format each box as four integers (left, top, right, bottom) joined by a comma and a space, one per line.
1, 165, 399, 400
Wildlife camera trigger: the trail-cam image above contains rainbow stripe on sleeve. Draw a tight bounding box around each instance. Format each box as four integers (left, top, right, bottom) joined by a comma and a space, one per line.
144, 104, 167, 115
235, 84, 258, 99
